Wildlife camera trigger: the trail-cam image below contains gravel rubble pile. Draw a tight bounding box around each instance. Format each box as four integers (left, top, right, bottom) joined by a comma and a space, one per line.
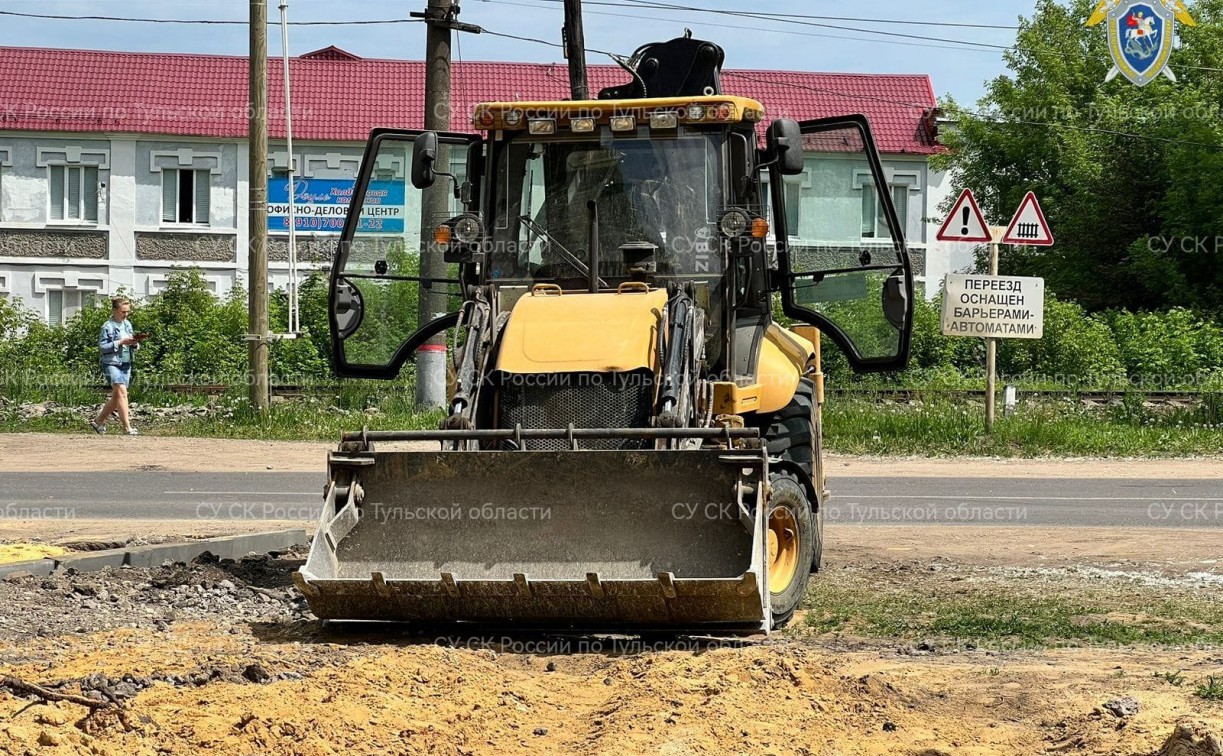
0, 550, 313, 643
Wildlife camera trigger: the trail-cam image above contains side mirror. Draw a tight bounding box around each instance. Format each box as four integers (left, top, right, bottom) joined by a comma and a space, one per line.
767, 119, 805, 176
411, 132, 439, 189
882, 273, 909, 330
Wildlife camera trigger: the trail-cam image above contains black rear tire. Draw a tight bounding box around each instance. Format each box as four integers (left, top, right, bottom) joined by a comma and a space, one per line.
768, 472, 816, 628
760, 379, 816, 479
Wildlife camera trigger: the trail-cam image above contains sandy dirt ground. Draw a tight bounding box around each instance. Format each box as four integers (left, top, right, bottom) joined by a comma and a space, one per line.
2, 432, 1221, 478
0, 528, 1220, 755
1, 621, 1221, 756
2, 434, 1222, 755
3, 522, 1223, 579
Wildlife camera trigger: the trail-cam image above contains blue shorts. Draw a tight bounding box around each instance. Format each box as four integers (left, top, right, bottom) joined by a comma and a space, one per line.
104, 364, 132, 387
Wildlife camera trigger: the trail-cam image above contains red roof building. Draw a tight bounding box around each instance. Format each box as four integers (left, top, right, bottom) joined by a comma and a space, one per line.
0, 45, 952, 321
0, 46, 940, 154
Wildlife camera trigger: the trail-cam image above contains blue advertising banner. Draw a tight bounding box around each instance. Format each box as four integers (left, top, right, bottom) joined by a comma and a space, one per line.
268, 178, 408, 234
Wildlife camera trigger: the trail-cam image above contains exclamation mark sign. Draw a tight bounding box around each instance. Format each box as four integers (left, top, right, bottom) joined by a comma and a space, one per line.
961, 207, 971, 236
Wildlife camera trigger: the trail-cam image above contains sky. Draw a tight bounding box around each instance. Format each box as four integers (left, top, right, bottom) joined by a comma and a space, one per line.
0, 0, 1043, 105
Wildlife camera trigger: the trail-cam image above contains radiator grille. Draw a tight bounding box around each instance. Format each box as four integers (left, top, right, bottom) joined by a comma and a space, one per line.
499, 371, 655, 451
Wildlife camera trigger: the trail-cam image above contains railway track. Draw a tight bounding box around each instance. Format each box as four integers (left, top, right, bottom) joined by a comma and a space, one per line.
77, 384, 1215, 405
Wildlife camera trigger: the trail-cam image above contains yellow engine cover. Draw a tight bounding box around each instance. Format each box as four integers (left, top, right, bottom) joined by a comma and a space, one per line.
496, 288, 668, 374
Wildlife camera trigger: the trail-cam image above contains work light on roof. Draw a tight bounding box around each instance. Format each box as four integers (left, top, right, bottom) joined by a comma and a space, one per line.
609, 115, 637, 132
649, 111, 679, 130
528, 118, 557, 135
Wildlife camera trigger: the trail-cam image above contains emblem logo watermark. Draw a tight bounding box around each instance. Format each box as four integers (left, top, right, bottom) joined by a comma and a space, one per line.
1087, 0, 1197, 86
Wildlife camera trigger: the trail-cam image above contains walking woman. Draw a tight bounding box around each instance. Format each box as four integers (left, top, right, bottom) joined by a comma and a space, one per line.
90, 297, 148, 435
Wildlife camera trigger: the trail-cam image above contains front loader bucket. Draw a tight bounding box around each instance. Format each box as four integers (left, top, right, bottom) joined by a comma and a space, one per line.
296, 448, 771, 633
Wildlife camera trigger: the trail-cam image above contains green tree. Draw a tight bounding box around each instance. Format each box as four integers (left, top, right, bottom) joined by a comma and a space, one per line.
934, 0, 1223, 312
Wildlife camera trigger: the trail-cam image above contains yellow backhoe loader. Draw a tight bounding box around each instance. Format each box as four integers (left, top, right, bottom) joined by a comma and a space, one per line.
296, 35, 914, 633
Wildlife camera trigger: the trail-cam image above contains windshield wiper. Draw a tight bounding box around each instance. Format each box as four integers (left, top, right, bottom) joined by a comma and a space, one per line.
519, 214, 608, 289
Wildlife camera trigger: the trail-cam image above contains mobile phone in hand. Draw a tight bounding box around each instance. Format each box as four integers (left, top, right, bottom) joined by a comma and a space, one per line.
134, 332, 150, 341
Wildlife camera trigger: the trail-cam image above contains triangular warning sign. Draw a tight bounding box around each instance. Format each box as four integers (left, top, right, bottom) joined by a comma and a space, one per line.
936, 189, 992, 243
1002, 192, 1054, 247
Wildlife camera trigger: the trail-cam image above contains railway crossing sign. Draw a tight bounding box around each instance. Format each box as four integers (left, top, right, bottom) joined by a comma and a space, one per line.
941, 274, 1046, 340
1001, 192, 1054, 247
936, 189, 992, 243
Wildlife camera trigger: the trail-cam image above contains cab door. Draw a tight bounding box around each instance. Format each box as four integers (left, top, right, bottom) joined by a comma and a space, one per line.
329, 128, 480, 379
771, 116, 913, 372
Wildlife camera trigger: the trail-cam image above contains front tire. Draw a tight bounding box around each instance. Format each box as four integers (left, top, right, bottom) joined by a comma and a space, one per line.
757, 378, 823, 573
767, 471, 816, 628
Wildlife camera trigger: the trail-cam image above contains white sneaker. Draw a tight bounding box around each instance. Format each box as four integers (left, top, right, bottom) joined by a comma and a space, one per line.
126, 427, 140, 436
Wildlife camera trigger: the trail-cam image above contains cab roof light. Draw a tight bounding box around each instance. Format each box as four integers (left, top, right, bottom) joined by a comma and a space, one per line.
528, 118, 557, 135
475, 109, 496, 128
609, 115, 637, 132
503, 110, 523, 127
649, 111, 679, 130
571, 117, 596, 133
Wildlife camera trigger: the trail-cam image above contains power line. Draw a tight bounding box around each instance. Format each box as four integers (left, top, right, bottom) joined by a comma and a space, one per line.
478, 0, 1011, 55
462, 20, 1223, 152
0, 9, 425, 26
723, 70, 1223, 152
481, 28, 620, 57
487, 0, 1223, 75
6, 3, 1220, 74
610, 0, 1009, 50
525, 0, 1020, 30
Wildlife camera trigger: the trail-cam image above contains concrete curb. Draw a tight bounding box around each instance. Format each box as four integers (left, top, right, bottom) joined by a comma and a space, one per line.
0, 529, 308, 580
0, 559, 56, 579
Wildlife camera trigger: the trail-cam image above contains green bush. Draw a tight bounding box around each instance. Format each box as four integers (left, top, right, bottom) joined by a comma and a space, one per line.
1, 266, 1221, 400
998, 296, 1127, 388
1107, 308, 1223, 389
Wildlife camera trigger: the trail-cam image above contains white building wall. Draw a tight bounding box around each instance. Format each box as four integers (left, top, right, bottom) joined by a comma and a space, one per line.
1, 130, 945, 316
0, 133, 367, 318
107, 138, 138, 294
880, 157, 928, 295
922, 168, 976, 300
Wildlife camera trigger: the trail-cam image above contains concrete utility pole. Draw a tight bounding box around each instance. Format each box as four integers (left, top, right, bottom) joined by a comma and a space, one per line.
415, 0, 455, 410
985, 226, 1002, 433
563, 0, 589, 100
248, 0, 270, 413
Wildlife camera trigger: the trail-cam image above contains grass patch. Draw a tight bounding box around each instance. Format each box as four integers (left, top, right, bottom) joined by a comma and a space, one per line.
0, 379, 443, 442
5, 381, 1223, 456
799, 569, 1223, 648
1155, 670, 1187, 687
1198, 676, 1223, 701
823, 397, 1223, 457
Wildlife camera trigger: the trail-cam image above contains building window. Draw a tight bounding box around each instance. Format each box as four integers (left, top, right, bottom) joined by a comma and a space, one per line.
49, 165, 100, 223
761, 175, 803, 237
162, 168, 211, 225
861, 181, 908, 240
46, 289, 96, 326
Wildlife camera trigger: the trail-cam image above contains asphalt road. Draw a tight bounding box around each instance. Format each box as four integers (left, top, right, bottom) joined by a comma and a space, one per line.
0, 472, 1220, 529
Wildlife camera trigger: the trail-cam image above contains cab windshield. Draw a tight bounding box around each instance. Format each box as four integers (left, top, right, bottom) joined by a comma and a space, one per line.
490, 132, 724, 285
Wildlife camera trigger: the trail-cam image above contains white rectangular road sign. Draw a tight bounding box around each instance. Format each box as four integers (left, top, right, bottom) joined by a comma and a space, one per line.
941, 274, 1045, 339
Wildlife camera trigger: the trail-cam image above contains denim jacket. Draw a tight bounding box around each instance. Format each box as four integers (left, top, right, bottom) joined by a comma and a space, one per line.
99, 319, 138, 367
